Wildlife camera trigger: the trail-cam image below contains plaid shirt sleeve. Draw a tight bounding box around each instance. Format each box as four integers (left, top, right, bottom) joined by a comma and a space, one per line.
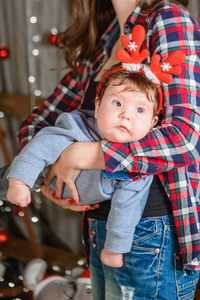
102, 5, 200, 175
17, 67, 86, 150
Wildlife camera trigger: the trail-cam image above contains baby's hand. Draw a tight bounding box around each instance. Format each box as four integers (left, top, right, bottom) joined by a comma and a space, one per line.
100, 248, 123, 268
7, 178, 31, 207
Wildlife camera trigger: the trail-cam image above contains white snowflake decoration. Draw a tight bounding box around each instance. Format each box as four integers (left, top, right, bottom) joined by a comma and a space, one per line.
161, 62, 172, 72
128, 41, 138, 52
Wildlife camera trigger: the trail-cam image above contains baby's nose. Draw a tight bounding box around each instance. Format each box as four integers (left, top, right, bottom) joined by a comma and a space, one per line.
120, 112, 131, 120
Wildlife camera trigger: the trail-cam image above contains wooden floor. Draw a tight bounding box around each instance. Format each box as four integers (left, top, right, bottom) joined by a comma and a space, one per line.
0, 235, 86, 299
0, 93, 44, 117
0, 235, 200, 299
1, 235, 86, 270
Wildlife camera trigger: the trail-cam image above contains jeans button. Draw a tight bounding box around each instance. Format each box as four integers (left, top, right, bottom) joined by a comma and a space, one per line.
155, 248, 160, 254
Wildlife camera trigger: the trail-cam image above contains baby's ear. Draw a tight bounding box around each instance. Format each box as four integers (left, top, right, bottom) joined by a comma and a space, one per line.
94, 98, 100, 118
151, 115, 159, 128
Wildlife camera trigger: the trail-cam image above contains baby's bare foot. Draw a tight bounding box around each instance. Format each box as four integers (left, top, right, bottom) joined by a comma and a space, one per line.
101, 248, 123, 268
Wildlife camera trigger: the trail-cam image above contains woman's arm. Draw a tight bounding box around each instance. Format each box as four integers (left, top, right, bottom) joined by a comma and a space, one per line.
102, 7, 200, 174
17, 69, 84, 150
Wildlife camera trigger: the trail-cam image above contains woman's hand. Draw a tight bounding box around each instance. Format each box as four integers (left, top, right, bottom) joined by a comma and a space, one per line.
41, 141, 104, 211
44, 163, 81, 202
44, 141, 105, 201
41, 184, 100, 212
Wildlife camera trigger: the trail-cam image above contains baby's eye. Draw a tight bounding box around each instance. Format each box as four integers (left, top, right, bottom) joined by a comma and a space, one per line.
136, 107, 144, 113
113, 101, 121, 107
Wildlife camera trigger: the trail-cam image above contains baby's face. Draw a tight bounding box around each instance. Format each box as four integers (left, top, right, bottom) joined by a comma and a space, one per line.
95, 81, 158, 143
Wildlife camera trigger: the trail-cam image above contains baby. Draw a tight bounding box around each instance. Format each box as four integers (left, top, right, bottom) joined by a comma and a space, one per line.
7, 67, 159, 268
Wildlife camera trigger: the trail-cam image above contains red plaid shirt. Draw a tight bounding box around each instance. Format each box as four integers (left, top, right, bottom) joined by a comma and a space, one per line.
18, 2, 200, 269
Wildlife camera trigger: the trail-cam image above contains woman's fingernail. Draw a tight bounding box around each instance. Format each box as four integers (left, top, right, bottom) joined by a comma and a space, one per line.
94, 204, 100, 209
85, 206, 91, 211
52, 192, 59, 200
43, 183, 47, 186
74, 200, 78, 204
68, 199, 73, 204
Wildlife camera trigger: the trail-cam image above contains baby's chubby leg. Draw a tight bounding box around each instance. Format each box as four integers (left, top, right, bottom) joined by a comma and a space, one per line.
100, 248, 123, 268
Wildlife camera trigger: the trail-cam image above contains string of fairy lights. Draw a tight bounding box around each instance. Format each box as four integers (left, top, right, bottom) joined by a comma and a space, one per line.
26, 0, 61, 111
0, 2, 85, 299
0, 0, 60, 111
0, 0, 60, 225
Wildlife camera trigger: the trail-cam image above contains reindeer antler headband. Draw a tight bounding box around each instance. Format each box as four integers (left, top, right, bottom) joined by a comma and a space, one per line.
97, 25, 186, 114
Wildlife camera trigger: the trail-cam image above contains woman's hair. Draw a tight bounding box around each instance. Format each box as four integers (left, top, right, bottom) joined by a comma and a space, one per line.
58, 0, 115, 70
58, 0, 189, 69
143, 0, 189, 13
96, 67, 160, 117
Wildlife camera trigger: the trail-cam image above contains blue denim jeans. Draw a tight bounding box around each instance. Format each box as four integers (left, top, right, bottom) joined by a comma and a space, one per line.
89, 214, 199, 300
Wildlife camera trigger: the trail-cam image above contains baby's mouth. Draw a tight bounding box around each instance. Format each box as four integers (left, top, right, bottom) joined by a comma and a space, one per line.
118, 125, 128, 132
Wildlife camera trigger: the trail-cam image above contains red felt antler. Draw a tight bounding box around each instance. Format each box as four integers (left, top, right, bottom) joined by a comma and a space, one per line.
116, 25, 186, 85
116, 25, 150, 64
97, 25, 186, 115
150, 50, 186, 84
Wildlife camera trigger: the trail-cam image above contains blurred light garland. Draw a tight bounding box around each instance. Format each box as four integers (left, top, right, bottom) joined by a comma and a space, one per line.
25, 0, 37, 112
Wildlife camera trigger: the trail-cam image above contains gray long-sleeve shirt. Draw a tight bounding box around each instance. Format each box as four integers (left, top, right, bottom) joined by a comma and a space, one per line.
8, 109, 153, 253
